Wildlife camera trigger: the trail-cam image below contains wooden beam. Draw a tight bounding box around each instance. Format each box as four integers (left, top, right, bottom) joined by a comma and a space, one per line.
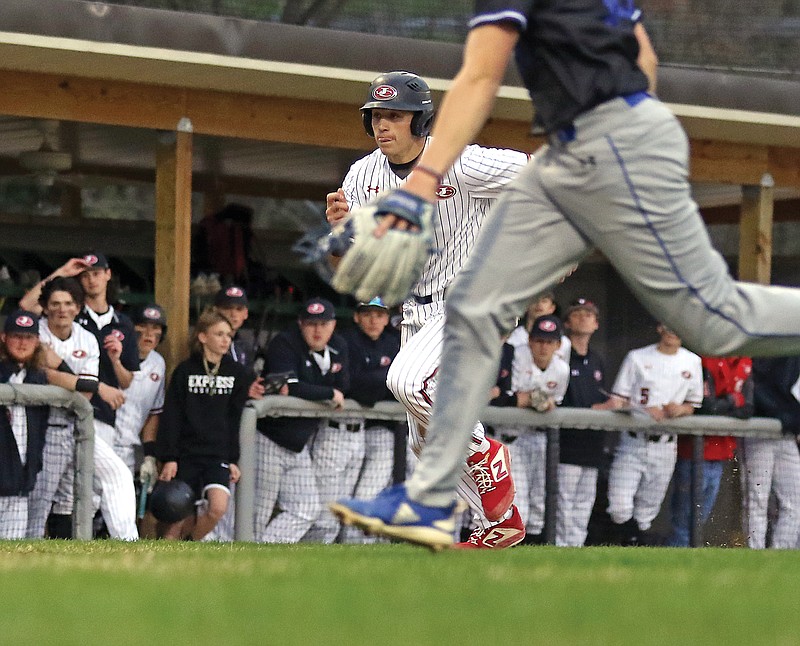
154, 120, 193, 374
738, 174, 774, 284
1, 70, 800, 188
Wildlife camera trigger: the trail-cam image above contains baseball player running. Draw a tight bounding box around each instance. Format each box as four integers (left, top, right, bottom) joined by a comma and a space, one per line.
599, 325, 703, 544
331, 2, 800, 551
327, 71, 530, 548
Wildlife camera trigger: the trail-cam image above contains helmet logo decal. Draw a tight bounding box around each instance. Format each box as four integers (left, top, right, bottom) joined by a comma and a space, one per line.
373, 85, 398, 101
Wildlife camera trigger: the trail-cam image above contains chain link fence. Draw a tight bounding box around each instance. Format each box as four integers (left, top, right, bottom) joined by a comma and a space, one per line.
106, 0, 800, 75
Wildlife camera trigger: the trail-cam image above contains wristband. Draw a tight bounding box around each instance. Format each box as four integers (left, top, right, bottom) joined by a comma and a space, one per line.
142, 441, 157, 458
413, 164, 443, 185
75, 377, 99, 394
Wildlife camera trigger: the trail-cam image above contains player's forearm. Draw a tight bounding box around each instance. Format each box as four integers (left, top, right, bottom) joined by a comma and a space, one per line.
112, 360, 134, 389
408, 25, 517, 190
634, 23, 658, 93
140, 414, 159, 444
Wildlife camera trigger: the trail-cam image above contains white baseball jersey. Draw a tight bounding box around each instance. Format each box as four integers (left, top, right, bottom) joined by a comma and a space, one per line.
611, 344, 703, 413
39, 319, 100, 425
511, 346, 570, 404
507, 325, 571, 362
342, 140, 530, 297
114, 350, 165, 448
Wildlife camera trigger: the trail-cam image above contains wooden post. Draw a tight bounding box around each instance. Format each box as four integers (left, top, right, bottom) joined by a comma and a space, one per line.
155, 118, 193, 375
738, 173, 774, 284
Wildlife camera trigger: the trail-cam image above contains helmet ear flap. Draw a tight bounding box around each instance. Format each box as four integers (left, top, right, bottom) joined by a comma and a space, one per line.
411, 111, 435, 138
362, 110, 374, 137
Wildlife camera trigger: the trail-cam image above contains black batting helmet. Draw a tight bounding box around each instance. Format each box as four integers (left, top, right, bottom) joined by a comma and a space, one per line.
149, 479, 195, 523
361, 71, 434, 138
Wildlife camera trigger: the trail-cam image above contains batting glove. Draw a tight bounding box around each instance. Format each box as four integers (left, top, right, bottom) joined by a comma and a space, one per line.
139, 456, 158, 493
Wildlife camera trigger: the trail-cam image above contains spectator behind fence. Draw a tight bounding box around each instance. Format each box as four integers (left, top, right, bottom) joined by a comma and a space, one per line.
600, 324, 703, 546
742, 356, 800, 549
156, 311, 249, 541
557, 298, 607, 547
338, 297, 401, 544
668, 356, 753, 547
506, 291, 570, 361
0, 311, 49, 539
254, 298, 349, 543
25, 276, 136, 541
497, 315, 569, 546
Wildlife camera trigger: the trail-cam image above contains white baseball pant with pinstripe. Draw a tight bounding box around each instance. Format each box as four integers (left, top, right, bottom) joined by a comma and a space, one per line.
740, 436, 800, 549
387, 300, 499, 531
27, 424, 74, 537
0, 497, 28, 539
305, 423, 366, 543
253, 432, 321, 543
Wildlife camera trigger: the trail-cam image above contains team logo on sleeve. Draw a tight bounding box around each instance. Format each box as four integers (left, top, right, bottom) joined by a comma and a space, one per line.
594, 370, 603, 382
380, 356, 392, 367
72, 349, 87, 359
150, 372, 161, 382
331, 362, 343, 374
547, 381, 558, 390
682, 371, 692, 379
373, 85, 398, 100
435, 185, 457, 199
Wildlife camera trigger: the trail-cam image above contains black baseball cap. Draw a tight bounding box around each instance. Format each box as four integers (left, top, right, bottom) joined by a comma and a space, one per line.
4, 310, 39, 336
529, 315, 562, 341
299, 298, 336, 321
356, 297, 388, 312
133, 304, 168, 330
565, 297, 599, 318
214, 285, 248, 308
81, 252, 109, 270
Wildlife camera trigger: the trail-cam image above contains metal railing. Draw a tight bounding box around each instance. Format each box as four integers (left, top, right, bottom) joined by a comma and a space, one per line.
235, 396, 783, 544
0, 384, 95, 540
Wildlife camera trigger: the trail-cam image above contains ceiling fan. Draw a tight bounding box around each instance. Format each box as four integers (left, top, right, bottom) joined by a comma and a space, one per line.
17, 119, 74, 187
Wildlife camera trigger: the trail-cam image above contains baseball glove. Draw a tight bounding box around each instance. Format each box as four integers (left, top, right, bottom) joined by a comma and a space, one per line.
331, 189, 434, 306
529, 388, 552, 413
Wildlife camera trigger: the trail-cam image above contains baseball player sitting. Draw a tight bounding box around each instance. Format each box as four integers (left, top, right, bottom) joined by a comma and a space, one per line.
326, 71, 530, 549
599, 324, 703, 545
495, 315, 570, 545
0, 311, 50, 539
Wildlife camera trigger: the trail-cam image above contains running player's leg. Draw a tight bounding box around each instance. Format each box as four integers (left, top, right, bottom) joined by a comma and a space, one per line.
388, 311, 511, 528
547, 98, 800, 358
405, 165, 593, 508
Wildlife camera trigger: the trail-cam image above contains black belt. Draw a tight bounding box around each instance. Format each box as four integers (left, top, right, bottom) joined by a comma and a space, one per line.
413, 289, 446, 305
552, 91, 651, 144
339, 422, 363, 433
628, 431, 674, 443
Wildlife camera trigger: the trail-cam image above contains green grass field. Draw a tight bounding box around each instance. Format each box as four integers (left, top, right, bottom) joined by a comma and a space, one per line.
2, 541, 799, 645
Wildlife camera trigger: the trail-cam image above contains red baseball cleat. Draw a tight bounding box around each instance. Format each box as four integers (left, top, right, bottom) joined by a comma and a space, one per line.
456, 505, 525, 549
466, 437, 515, 521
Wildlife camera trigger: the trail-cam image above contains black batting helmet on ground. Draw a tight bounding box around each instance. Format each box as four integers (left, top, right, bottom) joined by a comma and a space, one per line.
361, 71, 434, 138
149, 479, 195, 523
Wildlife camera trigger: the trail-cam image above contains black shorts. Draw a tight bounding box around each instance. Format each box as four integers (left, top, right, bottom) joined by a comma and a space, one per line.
175, 456, 232, 500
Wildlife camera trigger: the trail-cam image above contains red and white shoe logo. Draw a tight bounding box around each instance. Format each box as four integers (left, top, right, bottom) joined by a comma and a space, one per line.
482, 527, 519, 548
490, 452, 509, 482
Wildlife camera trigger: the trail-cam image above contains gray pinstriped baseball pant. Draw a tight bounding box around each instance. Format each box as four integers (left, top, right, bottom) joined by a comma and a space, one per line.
408, 96, 800, 507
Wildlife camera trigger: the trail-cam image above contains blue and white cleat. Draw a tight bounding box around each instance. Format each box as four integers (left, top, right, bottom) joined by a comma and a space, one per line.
330, 484, 456, 552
